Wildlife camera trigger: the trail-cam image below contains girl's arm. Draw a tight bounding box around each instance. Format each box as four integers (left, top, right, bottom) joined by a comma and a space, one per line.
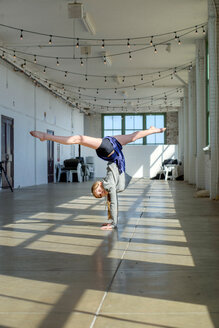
108, 188, 118, 226
102, 168, 118, 226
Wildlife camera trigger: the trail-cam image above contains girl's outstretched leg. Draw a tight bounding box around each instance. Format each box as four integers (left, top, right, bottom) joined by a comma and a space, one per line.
114, 126, 166, 146
30, 131, 102, 149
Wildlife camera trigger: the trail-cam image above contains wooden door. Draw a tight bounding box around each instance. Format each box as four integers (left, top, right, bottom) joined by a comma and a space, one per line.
1, 116, 14, 188
47, 130, 54, 183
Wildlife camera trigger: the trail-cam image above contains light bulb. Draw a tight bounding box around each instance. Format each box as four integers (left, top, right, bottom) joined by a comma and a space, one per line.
49, 35, 52, 45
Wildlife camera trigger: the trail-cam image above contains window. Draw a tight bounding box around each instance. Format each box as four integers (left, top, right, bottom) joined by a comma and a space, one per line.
102, 113, 166, 145
103, 115, 122, 137
145, 114, 165, 144
125, 115, 143, 144
206, 41, 210, 145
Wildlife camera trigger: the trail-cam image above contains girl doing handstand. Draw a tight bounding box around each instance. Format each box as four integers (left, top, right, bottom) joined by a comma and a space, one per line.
30, 126, 166, 230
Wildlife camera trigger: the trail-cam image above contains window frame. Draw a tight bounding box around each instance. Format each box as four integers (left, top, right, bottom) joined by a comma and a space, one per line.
102, 113, 166, 145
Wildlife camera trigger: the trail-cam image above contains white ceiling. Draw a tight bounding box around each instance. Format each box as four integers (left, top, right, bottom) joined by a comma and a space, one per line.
0, 0, 208, 114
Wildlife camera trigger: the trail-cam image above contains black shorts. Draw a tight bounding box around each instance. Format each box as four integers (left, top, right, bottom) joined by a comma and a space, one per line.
96, 138, 114, 157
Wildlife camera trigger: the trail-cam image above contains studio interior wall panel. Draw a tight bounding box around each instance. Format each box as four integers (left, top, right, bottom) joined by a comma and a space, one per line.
0, 61, 84, 188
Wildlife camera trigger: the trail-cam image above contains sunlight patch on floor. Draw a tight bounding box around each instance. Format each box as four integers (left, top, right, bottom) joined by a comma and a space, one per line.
26, 233, 104, 256
30, 212, 72, 220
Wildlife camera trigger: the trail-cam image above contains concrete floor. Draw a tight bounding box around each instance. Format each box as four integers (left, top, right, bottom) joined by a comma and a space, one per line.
0, 179, 219, 328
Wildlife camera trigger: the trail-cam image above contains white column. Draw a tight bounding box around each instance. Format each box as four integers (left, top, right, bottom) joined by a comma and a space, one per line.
188, 67, 197, 184
183, 87, 189, 181
208, 0, 219, 199
178, 98, 184, 163
34, 85, 37, 185
195, 39, 206, 189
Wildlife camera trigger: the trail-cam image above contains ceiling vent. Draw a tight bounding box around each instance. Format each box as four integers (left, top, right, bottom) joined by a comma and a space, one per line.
68, 2, 83, 19
81, 45, 91, 56
68, 3, 96, 35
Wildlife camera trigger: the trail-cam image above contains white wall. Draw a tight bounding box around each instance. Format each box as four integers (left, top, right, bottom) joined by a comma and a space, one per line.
0, 62, 84, 188
123, 145, 178, 178
83, 144, 178, 178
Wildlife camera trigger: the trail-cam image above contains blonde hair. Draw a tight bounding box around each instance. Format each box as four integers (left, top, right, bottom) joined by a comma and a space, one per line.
91, 181, 112, 220
91, 181, 101, 198
107, 193, 112, 220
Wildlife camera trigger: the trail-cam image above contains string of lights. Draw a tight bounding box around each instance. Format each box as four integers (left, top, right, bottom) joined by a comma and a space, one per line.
48, 86, 180, 103
32, 75, 181, 107
0, 53, 186, 115
0, 19, 195, 113
0, 22, 206, 42
28, 68, 181, 110
78, 92, 181, 108
0, 25, 206, 64
1, 47, 193, 93
75, 94, 181, 111
31, 62, 192, 93
85, 90, 180, 106
0, 44, 181, 114
0, 46, 193, 83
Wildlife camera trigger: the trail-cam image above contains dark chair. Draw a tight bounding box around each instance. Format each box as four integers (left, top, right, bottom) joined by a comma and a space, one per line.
64, 158, 83, 182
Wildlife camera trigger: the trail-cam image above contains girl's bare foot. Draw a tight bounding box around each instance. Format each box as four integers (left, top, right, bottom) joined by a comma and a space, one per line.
149, 126, 166, 133
30, 131, 46, 141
